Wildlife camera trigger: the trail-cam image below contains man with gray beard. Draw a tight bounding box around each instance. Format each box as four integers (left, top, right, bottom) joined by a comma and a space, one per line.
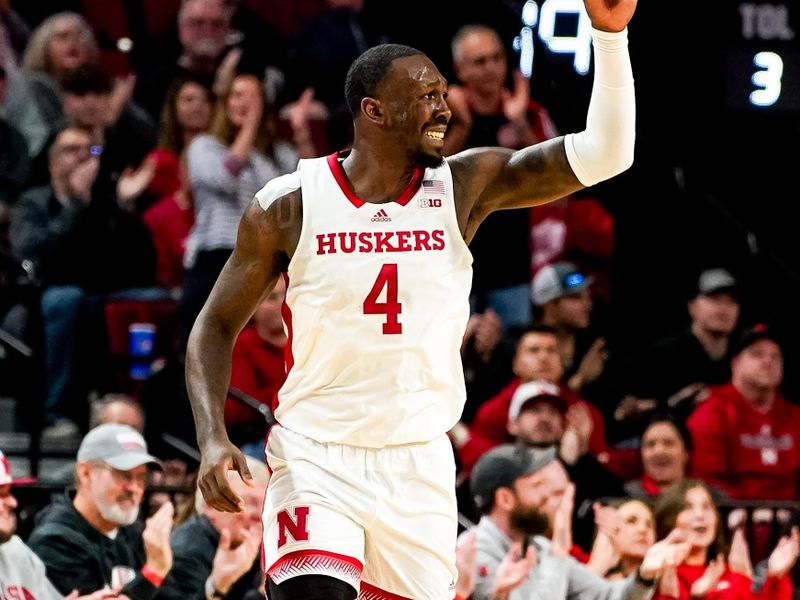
27, 424, 174, 598
0, 449, 115, 600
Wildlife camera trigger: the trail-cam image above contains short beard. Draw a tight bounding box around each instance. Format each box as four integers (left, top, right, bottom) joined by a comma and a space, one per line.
411, 150, 444, 169
95, 497, 139, 526
509, 505, 549, 538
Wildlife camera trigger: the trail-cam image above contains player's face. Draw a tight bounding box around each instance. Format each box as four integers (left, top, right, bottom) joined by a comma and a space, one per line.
641, 422, 687, 486
0, 484, 18, 543
379, 55, 451, 168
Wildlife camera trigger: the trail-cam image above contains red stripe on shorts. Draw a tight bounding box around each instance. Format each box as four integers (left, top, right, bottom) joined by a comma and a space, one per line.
358, 581, 414, 600
267, 549, 363, 588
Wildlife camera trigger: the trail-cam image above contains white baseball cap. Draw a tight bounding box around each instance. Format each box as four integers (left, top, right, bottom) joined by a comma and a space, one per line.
77, 424, 162, 470
508, 380, 566, 420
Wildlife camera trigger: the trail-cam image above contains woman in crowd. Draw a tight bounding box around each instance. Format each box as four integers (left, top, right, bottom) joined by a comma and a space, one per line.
625, 415, 692, 500
588, 499, 656, 579
148, 76, 215, 199
141, 78, 215, 289
21, 11, 97, 122
179, 72, 306, 348
653, 479, 798, 599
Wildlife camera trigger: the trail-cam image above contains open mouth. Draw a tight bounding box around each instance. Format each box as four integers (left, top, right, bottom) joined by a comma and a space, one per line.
424, 130, 445, 141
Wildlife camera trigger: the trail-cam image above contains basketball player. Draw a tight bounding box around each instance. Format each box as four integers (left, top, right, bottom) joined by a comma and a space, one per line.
186, 1, 668, 598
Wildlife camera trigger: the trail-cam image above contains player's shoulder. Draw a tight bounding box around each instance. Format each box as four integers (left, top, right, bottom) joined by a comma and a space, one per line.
255, 170, 302, 212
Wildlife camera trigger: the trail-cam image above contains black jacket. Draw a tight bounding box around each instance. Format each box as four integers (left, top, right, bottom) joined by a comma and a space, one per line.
156, 514, 261, 600
26, 492, 159, 599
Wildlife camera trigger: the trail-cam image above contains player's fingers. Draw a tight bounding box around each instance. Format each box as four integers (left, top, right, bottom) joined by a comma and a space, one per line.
213, 466, 245, 512
200, 470, 240, 513
232, 450, 254, 486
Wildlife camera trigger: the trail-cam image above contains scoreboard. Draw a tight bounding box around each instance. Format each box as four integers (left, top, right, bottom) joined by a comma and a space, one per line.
724, 2, 798, 111
509, 0, 798, 112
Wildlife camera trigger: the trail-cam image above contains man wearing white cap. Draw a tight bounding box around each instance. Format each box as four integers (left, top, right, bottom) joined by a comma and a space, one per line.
27, 424, 174, 599
0, 449, 113, 600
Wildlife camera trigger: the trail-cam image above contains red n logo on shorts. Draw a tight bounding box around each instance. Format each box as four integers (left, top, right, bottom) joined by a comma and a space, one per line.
277, 506, 310, 548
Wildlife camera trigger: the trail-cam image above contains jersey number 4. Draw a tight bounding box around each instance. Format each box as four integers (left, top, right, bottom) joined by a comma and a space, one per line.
363, 263, 402, 334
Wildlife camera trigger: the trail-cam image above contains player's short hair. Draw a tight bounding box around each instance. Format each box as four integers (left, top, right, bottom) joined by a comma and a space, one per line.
344, 43, 425, 119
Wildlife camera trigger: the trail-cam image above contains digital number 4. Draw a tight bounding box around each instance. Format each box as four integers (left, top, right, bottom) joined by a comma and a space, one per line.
363, 264, 402, 334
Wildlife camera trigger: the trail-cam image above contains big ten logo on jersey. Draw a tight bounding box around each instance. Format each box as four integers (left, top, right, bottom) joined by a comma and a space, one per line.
419, 198, 442, 208
1, 586, 37, 600
277, 506, 310, 548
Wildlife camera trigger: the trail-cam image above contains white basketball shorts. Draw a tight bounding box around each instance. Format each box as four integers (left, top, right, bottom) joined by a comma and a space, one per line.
262, 424, 459, 599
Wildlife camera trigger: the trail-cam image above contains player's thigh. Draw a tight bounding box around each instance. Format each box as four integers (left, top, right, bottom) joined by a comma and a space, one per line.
263, 426, 367, 590
267, 574, 357, 600
361, 435, 459, 599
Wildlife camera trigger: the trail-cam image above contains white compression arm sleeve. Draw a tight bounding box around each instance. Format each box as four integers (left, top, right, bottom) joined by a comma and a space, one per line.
564, 27, 635, 187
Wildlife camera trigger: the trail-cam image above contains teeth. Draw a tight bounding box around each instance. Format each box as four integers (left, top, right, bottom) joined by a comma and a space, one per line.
426, 131, 444, 140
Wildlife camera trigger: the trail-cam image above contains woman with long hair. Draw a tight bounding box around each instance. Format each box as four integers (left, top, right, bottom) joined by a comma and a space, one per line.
652, 479, 798, 599
144, 77, 215, 201
21, 12, 98, 124
179, 72, 301, 349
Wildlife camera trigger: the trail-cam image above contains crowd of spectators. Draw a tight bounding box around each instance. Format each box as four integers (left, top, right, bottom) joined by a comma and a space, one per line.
1, 1, 799, 598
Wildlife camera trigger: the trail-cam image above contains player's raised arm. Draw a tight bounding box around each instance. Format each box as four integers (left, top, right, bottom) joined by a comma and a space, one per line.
452, 0, 637, 228
186, 191, 298, 513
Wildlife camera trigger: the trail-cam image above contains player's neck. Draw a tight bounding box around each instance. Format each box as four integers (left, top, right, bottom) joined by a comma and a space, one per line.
340, 145, 421, 204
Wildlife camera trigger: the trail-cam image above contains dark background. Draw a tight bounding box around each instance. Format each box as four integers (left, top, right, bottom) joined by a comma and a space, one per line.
379, 0, 800, 394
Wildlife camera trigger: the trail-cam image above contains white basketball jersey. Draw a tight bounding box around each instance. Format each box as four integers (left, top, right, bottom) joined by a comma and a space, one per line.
255, 153, 473, 447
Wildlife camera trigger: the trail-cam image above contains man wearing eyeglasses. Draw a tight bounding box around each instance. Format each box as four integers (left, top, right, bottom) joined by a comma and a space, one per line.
27, 424, 175, 599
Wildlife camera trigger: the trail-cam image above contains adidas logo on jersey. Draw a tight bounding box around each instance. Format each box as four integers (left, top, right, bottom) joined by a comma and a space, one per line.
371, 208, 391, 222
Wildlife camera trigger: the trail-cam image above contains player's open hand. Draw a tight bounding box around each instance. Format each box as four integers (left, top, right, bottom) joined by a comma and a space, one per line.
583, 0, 637, 33
198, 439, 254, 513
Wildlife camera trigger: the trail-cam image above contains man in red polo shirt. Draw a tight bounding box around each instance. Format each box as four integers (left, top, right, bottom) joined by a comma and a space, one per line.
687, 324, 800, 500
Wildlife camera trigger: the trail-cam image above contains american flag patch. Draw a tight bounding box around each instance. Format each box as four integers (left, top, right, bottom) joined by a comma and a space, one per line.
422, 179, 445, 195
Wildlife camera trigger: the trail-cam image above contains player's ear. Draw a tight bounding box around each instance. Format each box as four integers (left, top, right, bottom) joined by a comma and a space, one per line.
361, 97, 384, 124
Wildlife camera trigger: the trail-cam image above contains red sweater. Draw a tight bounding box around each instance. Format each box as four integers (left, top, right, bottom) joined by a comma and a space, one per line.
225, 326, 287, 426
142, 192, 193, 288
653, 563, 791, 600
458, 379, 607, 476
687, 383, 800, 500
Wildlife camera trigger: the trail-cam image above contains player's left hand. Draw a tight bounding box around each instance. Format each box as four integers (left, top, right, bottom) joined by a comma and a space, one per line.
198, 439, 254, 513
583, 0, 637, 33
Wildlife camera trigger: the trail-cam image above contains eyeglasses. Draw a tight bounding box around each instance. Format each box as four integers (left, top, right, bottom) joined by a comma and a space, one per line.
91, 463, 148, 487
56, 143, 92, 156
